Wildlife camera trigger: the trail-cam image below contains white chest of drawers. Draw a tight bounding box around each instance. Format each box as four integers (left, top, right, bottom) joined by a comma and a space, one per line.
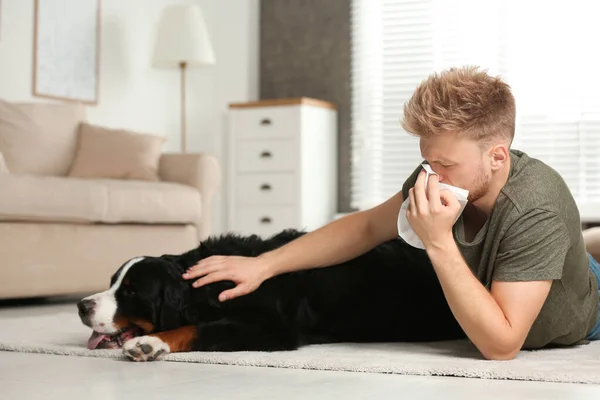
227, 98, 338, 238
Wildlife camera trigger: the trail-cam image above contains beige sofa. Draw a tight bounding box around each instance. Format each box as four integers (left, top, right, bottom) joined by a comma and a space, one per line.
0, 100, 221, 299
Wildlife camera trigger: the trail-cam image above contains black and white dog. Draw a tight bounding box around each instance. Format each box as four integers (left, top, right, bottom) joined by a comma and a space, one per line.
77, 229, 464, 362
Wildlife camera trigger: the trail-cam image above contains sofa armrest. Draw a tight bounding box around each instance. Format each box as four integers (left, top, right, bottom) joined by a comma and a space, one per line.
0, 152, 9, 174
158, 152, 221, 240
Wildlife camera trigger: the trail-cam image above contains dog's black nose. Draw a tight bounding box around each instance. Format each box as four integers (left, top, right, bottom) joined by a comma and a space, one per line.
77, 299, 95, 315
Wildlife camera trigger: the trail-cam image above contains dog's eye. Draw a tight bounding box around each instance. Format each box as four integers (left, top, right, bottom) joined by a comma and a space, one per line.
123, 286, 136, 297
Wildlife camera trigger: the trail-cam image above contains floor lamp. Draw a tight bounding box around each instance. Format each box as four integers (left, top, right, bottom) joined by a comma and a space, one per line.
152, 4, 216, 153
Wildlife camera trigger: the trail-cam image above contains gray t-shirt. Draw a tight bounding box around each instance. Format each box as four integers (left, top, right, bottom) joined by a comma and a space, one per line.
401, 149, 599, 348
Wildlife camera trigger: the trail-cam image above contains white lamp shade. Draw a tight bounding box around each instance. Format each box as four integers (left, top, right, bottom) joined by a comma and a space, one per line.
153, 4, 216, 68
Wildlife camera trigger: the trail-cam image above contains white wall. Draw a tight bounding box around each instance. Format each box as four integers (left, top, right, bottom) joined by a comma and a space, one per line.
0, 0, 259, 234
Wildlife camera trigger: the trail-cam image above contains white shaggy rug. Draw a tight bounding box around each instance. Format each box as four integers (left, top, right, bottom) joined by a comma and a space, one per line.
1, 312, 599, 384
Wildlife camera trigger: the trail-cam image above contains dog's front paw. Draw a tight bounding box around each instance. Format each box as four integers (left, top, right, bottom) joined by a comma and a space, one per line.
122, 336, 170, 362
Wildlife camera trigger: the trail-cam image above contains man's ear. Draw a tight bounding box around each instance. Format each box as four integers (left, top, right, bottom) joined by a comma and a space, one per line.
489, 143, 509, 171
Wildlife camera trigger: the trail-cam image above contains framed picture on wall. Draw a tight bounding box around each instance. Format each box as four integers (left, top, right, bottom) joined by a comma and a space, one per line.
33, 0, 101, 104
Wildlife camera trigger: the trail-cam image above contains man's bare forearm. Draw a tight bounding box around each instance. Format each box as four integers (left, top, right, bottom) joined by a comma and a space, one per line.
258, 211, 381, 277
426, 237, 518, 360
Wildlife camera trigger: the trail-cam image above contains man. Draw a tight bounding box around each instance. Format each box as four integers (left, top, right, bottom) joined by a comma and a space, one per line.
183, 66, 600, 360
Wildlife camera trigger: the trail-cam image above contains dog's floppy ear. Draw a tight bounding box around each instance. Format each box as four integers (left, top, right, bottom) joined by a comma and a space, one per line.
156, 264, 188, 331
160, 253, 198, 273
158, 281, 186, 331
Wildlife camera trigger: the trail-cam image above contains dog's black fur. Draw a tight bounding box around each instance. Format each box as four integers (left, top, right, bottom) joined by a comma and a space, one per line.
110, 229, 466, 352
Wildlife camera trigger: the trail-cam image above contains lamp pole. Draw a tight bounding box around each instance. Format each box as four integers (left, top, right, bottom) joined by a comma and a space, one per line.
179, 60, 187, 153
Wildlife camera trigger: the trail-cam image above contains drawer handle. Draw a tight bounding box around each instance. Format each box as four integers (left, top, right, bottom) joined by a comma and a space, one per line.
260, 151, 272, 159
260, 118, 272, 126
260, 216, 272, 224
260, 183, 272, 191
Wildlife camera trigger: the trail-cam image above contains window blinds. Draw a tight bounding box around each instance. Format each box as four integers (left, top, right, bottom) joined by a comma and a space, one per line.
350, 0, 600, 220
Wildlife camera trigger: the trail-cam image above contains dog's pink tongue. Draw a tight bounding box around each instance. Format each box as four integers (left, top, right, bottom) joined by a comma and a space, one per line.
87, 331, 110, 350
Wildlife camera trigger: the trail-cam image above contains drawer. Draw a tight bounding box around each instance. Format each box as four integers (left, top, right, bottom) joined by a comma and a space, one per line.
236, 140, 297, 172
234, 205, 299, 237
235, 173, 297, 205
233, 106, 300, 139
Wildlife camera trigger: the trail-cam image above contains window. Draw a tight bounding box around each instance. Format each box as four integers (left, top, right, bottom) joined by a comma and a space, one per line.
350, 0, 600, 220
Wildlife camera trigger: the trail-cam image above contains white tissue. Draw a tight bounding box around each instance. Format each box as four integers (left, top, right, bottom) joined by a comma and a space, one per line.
397, 163, 469, 249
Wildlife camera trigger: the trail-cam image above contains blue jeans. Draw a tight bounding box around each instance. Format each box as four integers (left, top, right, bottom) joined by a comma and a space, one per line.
586, 253, 600, 340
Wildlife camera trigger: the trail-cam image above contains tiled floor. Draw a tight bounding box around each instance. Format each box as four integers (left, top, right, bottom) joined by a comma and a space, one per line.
1, 297, 600, 400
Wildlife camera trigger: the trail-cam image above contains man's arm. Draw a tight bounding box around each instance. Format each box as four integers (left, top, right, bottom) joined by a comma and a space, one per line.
406, 171, 565, 360
426, 240, 552, 360
260, 190, 404, 277
185, 189, 406, 300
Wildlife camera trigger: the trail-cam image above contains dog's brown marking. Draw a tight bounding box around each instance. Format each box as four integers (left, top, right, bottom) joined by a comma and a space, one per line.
129, 318, 155, 333
112, 314, 131, 330
112, 314, 155, 333
150, 326, 198, 352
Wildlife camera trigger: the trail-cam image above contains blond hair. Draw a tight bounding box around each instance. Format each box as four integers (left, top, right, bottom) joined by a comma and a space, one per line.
401, 66, 516, 146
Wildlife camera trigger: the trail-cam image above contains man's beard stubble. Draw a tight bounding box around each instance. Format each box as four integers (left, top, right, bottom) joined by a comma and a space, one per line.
467, 166, 492, 203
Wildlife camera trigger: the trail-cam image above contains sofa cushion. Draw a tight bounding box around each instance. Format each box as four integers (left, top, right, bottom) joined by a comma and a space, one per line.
0, 174, 201, 224
68, 123, 165, 181
0, 99, 85, 176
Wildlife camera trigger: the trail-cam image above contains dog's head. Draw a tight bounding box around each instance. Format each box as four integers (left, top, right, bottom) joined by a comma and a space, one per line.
77, 255, 191, 350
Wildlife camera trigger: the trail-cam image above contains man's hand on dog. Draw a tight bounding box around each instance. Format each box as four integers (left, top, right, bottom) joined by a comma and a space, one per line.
406, 170, 461, 250
183, 256, 271, 301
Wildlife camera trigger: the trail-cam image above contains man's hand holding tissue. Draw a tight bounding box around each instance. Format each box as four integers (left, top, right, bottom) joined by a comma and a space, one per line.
406, 170, 462, 251
406, 168, 542, 361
